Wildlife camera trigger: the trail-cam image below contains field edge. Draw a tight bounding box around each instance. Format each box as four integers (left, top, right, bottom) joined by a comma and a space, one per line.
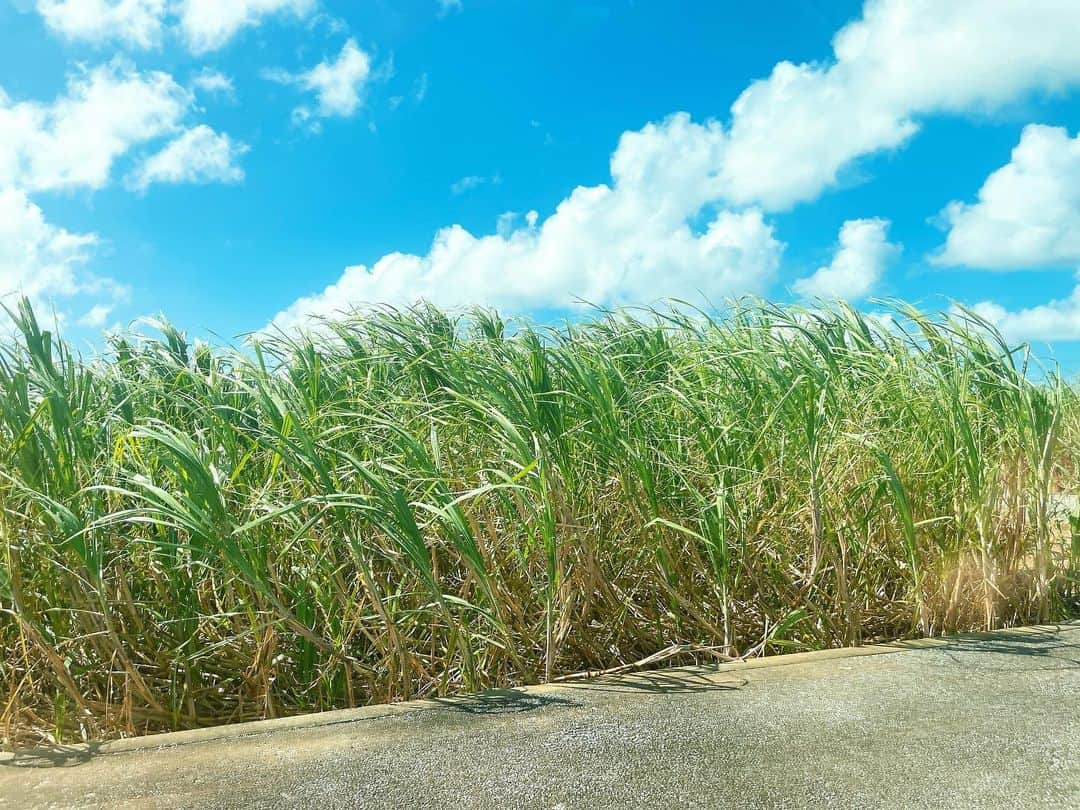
5, 618, 1076, 761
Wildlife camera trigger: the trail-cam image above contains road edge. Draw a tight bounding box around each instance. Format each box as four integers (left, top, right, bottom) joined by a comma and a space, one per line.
4, 620, 1077, 760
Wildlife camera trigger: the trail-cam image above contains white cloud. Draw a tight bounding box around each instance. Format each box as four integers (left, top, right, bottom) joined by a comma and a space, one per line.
390, 73, 428, 111
969, 277, 1080, 343
935, 125, 1080, 270
126, 124, 248, 192
793, 218, 899, 300
450, 173, 500, 195
450, 175, 483, 195
267, 38, 372, 124
413, 72, 429, 103
77, 303, 113, 327
300, 38, 371, 117
270, 113, 783, 329
35, 0, 166, 48
0, 188, 123, 320
0, 190, 128, 330
272, 0, 1080, 328
437, 0, 462, 16
717, 0, 1080, 210
176, 0, 316, 54
0, 60, 247, 195
938, 124, 1080, 342
34, 0, 315, 53
0, 59, 191, 192
191, 68, 235, 98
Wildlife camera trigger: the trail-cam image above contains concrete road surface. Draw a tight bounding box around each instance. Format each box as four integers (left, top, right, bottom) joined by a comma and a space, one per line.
2, 622, 1078, 809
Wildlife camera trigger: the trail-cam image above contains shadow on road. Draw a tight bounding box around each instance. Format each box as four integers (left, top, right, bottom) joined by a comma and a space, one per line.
932, 627, 1079, 672
431, 689, 581, 715
0, 742, 102, 769
559, 669, 748, 696
430, 667, 748, 715
6, 626, 1071, 773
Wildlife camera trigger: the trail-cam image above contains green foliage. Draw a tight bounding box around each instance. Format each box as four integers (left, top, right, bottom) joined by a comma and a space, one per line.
1, 298, 1076, 745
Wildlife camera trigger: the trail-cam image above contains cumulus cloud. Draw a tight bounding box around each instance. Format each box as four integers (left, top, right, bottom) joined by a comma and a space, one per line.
177, 0, 316, 54
266, 38, 372, 126
34, 0, 314, 53
270, 113, 784, 329
271, 1, 1080, 328
0, 59, 191, 192
715, 0, 1080, 210
935, 125, 1080, 270
126, 124, 248, 192
944, 125, 1080, 343
0, 188, 127, 324
77, 303, 113, 328
969, 278, 1080, 343
793, 218, 899, 301
0, 59, 248, 195
190, 68, 236, 99
0, 190, 127, 330
35, 0, 167, 48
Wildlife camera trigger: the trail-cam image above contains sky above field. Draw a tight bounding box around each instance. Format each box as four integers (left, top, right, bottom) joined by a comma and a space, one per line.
3, 0, 1080, 363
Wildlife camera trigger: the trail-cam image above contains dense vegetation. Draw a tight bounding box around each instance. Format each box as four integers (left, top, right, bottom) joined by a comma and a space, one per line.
1, 298, 1077, 746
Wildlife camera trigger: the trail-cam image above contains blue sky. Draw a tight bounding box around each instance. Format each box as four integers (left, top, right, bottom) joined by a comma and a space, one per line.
3, 1, 1080, 364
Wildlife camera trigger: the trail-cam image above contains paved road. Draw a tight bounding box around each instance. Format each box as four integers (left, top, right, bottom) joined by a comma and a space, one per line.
2, 623, 1077, 809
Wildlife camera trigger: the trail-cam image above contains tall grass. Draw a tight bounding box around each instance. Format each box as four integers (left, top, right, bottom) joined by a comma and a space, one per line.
1, 298, 1077, 745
